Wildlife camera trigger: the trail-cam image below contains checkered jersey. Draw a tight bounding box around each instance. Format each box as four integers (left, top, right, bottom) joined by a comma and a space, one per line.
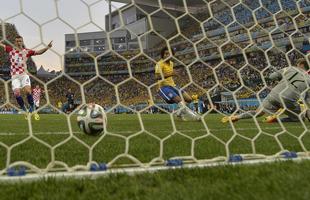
5, 45, 36, 76
32, 88, 42, 102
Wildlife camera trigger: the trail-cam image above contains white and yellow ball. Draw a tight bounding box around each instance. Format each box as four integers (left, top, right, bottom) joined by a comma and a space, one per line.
77, 103, 107, 135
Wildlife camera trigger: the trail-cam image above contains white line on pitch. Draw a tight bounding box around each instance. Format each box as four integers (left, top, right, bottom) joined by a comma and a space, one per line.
0, 126, 304, 136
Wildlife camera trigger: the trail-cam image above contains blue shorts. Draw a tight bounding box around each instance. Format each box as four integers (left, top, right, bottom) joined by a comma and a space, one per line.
158, 86, 184, 104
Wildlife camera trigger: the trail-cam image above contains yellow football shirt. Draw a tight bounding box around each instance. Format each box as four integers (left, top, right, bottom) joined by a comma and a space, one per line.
147, 99, 154, 106
57, 101, 63, 109
155, 59, 176, 89
192, 94, 199, 103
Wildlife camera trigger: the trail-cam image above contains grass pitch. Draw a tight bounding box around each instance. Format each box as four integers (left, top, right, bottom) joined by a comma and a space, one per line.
1, 161, 310, 200
0, 113, 310, 199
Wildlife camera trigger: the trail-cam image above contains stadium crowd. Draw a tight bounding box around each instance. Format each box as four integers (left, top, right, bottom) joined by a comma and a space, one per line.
0, 0, 309, 114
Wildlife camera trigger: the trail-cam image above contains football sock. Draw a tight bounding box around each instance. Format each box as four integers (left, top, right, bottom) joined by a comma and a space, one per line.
16, 96, 27, 111
178, 101, 186, 108
27, 94, 35, 113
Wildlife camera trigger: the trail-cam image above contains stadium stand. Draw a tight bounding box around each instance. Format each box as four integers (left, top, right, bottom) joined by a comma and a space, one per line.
1, 0, 309, 114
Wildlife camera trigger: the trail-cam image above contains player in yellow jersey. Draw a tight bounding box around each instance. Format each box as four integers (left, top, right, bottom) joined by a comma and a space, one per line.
155, 47, 200, 121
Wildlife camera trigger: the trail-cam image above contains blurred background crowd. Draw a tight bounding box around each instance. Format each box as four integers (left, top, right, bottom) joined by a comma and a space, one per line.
0, 0, 309, 114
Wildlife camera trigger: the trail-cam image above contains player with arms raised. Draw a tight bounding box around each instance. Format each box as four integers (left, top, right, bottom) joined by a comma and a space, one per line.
155, 47, 200, 121
222, 59, 310, 123
0, 36, 52, 120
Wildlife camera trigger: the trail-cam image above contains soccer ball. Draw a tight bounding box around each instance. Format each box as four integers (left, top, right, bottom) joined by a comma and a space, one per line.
77, 103, 107, 135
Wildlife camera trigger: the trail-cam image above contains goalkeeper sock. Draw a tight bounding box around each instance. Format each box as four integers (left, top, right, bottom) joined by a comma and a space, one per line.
27, 94, 35, 113
16, 96, 27, 111
177, 102, 187, 114
178, 101, 186, 108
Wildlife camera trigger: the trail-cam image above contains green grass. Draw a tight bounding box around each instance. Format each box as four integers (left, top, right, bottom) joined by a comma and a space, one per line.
0, 113, 309, 169
1, 161, 310, 200
0, 113, 310, 199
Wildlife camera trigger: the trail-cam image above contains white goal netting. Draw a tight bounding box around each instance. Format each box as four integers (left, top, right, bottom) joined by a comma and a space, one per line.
0, 0, 310, 179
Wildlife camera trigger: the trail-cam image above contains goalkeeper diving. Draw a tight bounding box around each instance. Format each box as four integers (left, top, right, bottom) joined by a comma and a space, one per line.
222, 58, 310, 123
155, 47, 200, 121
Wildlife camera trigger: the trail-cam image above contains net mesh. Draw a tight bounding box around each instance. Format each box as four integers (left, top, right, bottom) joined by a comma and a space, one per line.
0, 0, 310, 177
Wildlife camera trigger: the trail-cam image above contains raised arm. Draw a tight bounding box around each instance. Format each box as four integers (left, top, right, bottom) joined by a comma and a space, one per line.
35, 41, 52, 55
155, 63, 163, 80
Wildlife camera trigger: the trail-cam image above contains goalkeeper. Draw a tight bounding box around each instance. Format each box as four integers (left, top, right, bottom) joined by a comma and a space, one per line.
222, 58, 310, 123
155, 47, 200, 121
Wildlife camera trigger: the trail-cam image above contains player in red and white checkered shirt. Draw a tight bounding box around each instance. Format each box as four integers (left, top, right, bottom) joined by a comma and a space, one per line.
32, 85, 43, 109
0, 35, 52, 120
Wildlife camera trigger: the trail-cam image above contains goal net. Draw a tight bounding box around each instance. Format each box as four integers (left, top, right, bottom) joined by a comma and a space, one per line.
0, 0, 310, 179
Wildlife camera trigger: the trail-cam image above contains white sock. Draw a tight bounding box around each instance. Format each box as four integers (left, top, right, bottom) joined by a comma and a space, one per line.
178, 101, 186, 108
181, 106, 201, 121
